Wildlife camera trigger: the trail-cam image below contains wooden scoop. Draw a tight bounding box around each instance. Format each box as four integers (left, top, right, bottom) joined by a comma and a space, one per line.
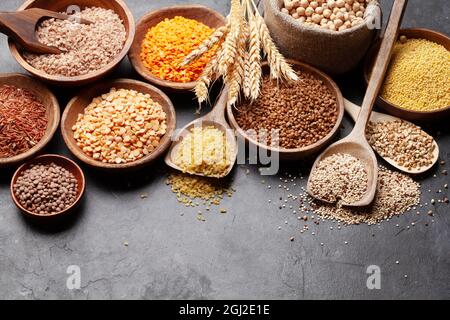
165, 89, 237, 178
345, 99, 439, 175
0, 8, 92, 54
307, 0, 408, 207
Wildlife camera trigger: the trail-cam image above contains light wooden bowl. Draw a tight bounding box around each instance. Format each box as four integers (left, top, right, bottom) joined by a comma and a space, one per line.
128, 5, 226, 92
61, 79, 176, 171
227, 60, 345, 160
8, 0, 135, 87
364, 28, 450, 121
0, 73, 60, 168
11, 154, 86, 219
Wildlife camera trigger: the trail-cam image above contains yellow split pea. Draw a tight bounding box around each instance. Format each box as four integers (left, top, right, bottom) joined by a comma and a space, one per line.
72, 88, 167, 164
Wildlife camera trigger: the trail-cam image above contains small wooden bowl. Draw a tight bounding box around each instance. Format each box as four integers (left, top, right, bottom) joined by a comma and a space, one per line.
61, 79, 176, 171
128, 5, 226, 92
227, 60, 345, 161
10, 154, 86, 218
0, 73, 60, 168
8, 0, 135, 87
364, 28, 450, 121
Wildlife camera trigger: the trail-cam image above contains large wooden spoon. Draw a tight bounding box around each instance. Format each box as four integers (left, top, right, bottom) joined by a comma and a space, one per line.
0, 8, 92, 54
307, 0, 408, 207
165, 89, 237, 178
345, 99, 439, 175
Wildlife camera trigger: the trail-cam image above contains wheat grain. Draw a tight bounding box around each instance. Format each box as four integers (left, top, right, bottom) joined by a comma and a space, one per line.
243, 50, 251, 98
182, 24, 230, 66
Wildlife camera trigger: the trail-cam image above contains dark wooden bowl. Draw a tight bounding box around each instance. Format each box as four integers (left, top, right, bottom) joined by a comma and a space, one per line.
0, 73, 60, 168
8, 0, 135, 87
227, 60, 345, 161
10, 154, 86, 218
364, 28, 450, 121
61, 79, 176, 171
128, 5, 226, 92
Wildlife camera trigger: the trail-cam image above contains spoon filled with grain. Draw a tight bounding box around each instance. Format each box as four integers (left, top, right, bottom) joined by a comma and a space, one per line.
165, 88, 237, 178
345, 99, 439, 175
307, 0, 408, 207
0, 8, 92, 54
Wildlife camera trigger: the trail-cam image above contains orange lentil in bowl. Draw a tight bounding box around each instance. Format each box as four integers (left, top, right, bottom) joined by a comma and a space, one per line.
140, 16, 218, 83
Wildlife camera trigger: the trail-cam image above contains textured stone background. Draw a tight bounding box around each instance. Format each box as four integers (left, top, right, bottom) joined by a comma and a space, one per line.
0, 0, 449, 300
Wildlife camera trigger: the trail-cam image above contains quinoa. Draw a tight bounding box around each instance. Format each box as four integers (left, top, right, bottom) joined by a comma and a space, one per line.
367, 120, 436, 170
312, 167, 421, 225
24, 7, 126, 77
309, 153, 368, 205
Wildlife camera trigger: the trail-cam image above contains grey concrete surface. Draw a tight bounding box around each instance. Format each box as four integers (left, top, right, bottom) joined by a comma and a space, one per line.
0, 0, 449, 300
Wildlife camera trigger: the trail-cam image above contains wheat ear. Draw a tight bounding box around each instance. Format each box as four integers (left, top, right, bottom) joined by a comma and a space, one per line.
228, 19, 248, 106
194, 47, 222, 104
182, 24, 230, 66
255, 13, 298, 82
247, 9, 262, 100
218, 0, 241, 76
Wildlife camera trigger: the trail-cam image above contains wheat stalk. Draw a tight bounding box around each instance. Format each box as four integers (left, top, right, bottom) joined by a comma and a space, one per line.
182, 24, 230, 66
218, 0, 241, 76
247, 7, 262, 100
255, 12, 298, 82
228, 20, 248, 106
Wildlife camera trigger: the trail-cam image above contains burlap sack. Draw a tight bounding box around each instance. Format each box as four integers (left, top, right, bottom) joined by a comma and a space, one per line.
264, 0, 381, 74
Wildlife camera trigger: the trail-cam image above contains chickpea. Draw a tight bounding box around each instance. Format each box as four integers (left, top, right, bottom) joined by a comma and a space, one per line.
323, 8, 332, 18
300, 0, 309, 8
315, 6, 324, 14
312, 13, 322, 23
292, 12, 300, 19
281, 7, 290, 14
336, 0, 345, 8
305, 7, 315, 16
297, 6, 306, 15
334, 18, 343, 27
327, 0, 336, 9
310, 1, 319, 9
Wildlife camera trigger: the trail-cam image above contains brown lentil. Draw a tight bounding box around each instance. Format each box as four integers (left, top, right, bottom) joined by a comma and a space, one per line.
234, 73, 338, 149
24, 7, 126, 77
13, 163, 78, 215
366, 120, 435, 170
309, 153, 368, 205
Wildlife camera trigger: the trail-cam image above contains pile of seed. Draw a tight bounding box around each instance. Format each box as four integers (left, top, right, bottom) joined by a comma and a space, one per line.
309, 153, 368, 205
312, 166, 421, 225
0, 85, 47, 158
24, 7, 126, 77
173, 126, 233, 177
13, 163, 78, 215
234, 73, 338, 149
72, 88, 167, 164
281, 0, 369, 31
380, 36, 450, 111
166, 173, 234, 208
367, 120, 436, 170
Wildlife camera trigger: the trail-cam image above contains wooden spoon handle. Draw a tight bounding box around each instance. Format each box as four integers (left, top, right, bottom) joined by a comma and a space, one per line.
353, 0, 408, 135
206, 87, 229, 122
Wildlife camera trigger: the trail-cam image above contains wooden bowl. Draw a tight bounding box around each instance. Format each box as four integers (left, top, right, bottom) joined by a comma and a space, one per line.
8, 0, 135, 87
128, 5, 226, 92
0, 73, 60, 168
61, 79, 176, 171
364, 28, 450, 121
10, 154, 86, 218
227, 60, 345, 161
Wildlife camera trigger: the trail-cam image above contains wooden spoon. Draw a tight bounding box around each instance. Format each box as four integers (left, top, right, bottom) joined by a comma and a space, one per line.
165, 89, 237, 178
0, 8, 92, 54
307, 0, 408, 207
345, 99, 439, 174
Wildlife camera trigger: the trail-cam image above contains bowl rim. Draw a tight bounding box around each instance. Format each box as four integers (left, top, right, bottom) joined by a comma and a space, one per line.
61, 78, 177, 170
227, 59, 345, 155
363, 27, 450, 116
0, 73, 60, 167
10, 154, 86, 218
8, 0, 136, 84
128, 4, 226, 91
